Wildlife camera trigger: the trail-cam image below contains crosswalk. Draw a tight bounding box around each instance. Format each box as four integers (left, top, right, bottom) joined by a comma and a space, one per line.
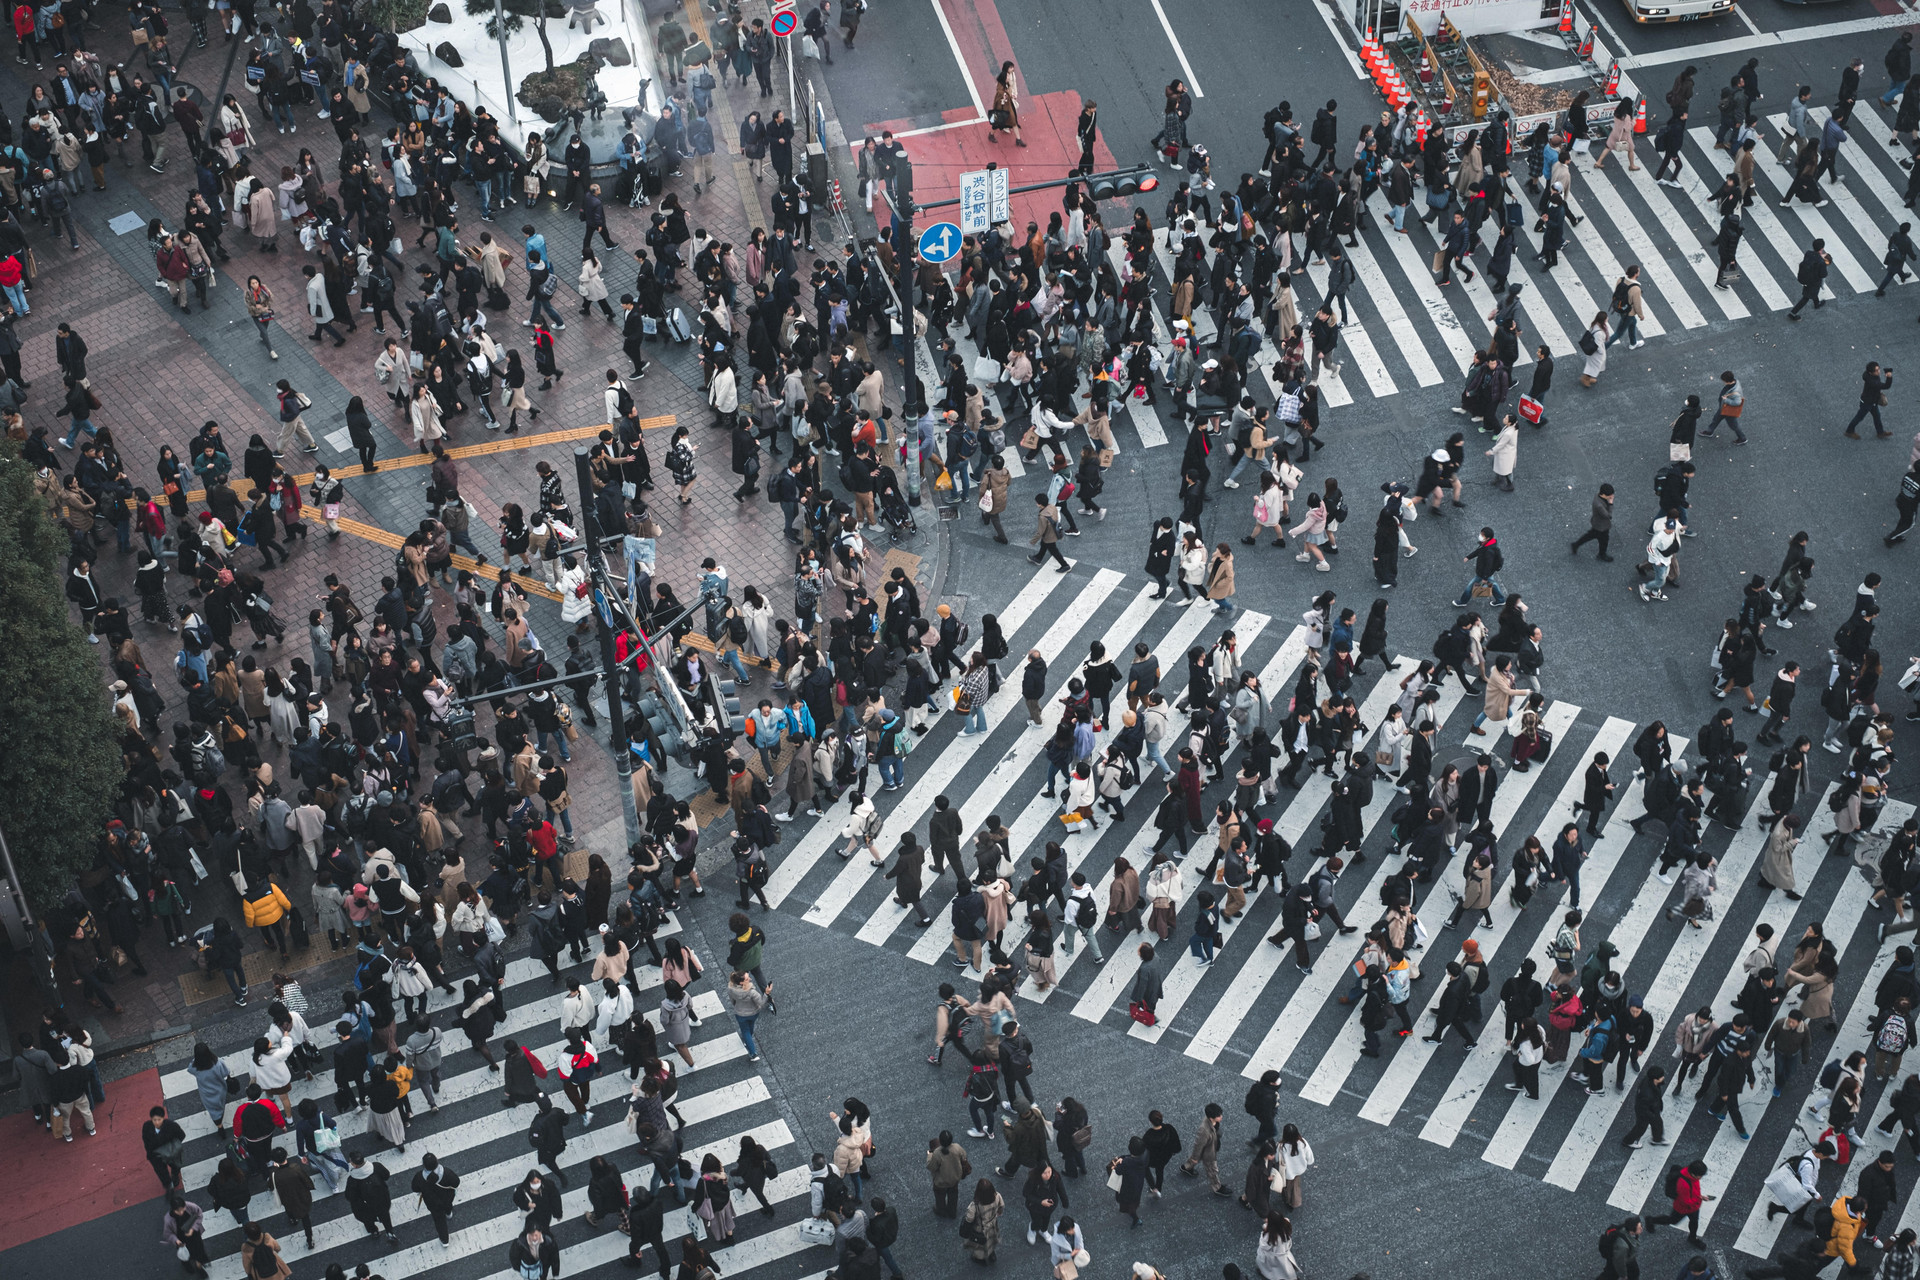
750, 558, 1918, 1254
157, 912, 832, 1280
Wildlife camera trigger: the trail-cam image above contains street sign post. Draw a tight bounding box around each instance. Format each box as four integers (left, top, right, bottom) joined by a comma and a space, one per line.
917, 221, 961, 263
770, 9, 796, 35
958, 168, 1012, 235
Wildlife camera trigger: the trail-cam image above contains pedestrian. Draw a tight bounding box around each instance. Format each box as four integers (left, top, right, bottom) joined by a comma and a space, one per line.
1844, 360, 1895, 438
926, 1131, 971, 1218
1646, 1160, 1711, 1247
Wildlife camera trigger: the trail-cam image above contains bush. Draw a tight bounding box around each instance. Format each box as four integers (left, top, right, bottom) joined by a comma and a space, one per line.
517, 59, 595, 120
0, 445, 121, 915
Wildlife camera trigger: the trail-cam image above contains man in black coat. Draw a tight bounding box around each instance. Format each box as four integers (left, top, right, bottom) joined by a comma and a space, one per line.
1021, 650, 1047, 727
509, 1226, 561, 1280
411, 1153, 462, 1243
344, 1152, 398, 1242
624, 1182, 670, 1275
1456, 755, 1500, 827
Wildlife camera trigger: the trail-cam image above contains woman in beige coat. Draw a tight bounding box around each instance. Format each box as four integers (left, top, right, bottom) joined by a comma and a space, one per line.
577, 249, 613, 320
1783, 952, 1838, 1029
1471, 656, 1515, 735
1205, 542, 1236, 615
246, 178, 277, 252
1759, 814, 1803, 899
409, 385, 445, 451
216, 96, 257, 167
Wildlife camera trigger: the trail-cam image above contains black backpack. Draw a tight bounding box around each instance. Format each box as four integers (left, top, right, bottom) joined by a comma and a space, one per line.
1597, 1224, 1622, 1260
423, 296, 453, 339
1611, 279, 1632, 313
1663, 1164, 1683, 1199
1076, 894, 1097, 928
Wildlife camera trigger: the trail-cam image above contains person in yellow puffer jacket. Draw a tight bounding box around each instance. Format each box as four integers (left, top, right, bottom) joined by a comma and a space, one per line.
240, 880, 294, 960
1825, 1192, 1865, 1267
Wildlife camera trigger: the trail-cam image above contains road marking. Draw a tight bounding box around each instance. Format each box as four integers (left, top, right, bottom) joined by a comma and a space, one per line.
1146, 0, 1204, 97
930, 0, 987, 117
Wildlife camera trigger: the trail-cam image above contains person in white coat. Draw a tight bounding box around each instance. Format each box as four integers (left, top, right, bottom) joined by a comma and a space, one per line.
558, 555, 591, 626
303, 265, 344, 345
708, 362, 739, 429
1485, 413, 1518, 492
577, 249, 614, 321
560, 978, 597, 1042
1274, 1123, 1314, 1207
1255, 1213, 1302, 1280
592, 978, 634, 1047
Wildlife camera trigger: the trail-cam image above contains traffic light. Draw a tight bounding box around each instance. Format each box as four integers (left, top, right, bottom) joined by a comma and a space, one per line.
634, 692, 684, 762
1089, 166, 1157, 200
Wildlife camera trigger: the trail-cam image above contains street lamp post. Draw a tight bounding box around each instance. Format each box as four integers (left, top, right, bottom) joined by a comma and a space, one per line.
493, 0, 519, 123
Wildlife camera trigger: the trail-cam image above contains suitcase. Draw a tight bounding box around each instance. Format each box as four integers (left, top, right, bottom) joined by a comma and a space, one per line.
666, 308, 691, 342
288, 906, 310, 949
642, 160, 664, 198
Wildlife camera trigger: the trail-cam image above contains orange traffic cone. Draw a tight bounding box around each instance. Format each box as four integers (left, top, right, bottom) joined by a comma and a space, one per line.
1418, 48, 1434, 84
1633, 96, 1648, 134
1557, 0, 1573, 34
1603, 61, 1621, 96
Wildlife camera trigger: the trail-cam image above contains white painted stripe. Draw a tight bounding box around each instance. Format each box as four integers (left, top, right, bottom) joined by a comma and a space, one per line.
1733, 866, 1911, 1254
201, 1080, 779, 1255
1559, 172, 1668, 338
1301, 256, 1392, 400
1845, 111, 1920, 223
1335, 230, 1447, 386
1474, 782, 1774, 1174
801, 571, 1127, 927
1007, 620, 1306, 1001
1607, 783, 1844, 1211
1307, 719, 1655, 1113
1152, 236, 1218, 347
1234, 676, 1480, 1081
1688, 128, 1835, 304
1620, 158, 1752, 319
1146, 0, 1203, 97
1580, 157, 1709, 329
1454, 257, 1549, 363
761, 564, 1072, 908
167, 953, 696, 1142
1426, 716, 1642, 1151
1534, 784, 1785, 1188
1693, 823, 1898, 1234
1190, 664, 1462, 1066
160, 933, 683, 1103
1801, 107, 1903, 280
928, 0, 986, 117
1506, 183, 1608, 337
177, 990, 737, 1189
1363, 192, 1481, 374
1735, 125, 1877, 293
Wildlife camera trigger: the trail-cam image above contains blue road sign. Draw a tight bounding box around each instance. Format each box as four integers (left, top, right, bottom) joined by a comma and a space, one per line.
917, 222, 961, 263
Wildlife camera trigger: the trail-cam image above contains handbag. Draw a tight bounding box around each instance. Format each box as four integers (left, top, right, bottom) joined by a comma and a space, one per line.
799, 1216, 838, 1246
681, 1207, 706, 1241
1106, 1167, 1125, 1191
977, 490, 994, 514
1072, 1124, 1092, 1149
1517, 394, 1543, 424
1302, 918, 1322, 942
1127, 1000, 1157, 1026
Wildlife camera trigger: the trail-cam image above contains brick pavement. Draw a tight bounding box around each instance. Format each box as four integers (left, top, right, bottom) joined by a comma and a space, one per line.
3, 3, 936, 1052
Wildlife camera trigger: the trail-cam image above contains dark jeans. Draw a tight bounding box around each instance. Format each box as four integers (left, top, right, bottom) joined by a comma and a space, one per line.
1701, 410, 1746, 443
1846, 401, 1888, 435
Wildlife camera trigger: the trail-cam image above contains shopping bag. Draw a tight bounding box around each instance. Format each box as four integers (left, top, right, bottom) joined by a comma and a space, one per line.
1517, 394, 1543, 424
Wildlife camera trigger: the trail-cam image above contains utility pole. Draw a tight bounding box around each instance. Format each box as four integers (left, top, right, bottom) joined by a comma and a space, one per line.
493, 0, 519, 123
572, 447, 643, 850
0, 820, 63, 1011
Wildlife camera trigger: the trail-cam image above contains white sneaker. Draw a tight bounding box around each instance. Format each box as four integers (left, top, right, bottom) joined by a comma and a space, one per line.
582, 1110, 594, 1126
1801, 601, 1817, 612
1222, 479, 1240, 489
1295, 552, 1311, 562
1656, 873, 1673, 885
773, 812, 793, 822
1631, 340, 1645, 349
1314, 561, 1331, 571
1776, 617, 1794, 629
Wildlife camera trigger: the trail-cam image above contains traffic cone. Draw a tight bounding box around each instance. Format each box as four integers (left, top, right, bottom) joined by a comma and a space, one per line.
1558, 0, 1574, 34
1418, 48, 1434, 84
1633, 96, 1648, 134
1577, 30, 1595, 63
1603, 60, 1621, 97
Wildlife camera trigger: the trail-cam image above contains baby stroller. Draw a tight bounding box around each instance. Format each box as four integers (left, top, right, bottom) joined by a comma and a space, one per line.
874, 467, 918, 543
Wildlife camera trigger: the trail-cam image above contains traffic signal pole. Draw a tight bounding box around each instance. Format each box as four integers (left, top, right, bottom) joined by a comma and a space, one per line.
574, 446, 645, 851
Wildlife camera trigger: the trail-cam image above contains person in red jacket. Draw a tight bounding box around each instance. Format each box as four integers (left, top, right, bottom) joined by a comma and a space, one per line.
12, 4, 39, 70
1647, 1157, 1712, 1247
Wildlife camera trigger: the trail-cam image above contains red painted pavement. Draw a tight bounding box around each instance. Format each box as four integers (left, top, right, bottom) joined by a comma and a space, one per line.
0, 1067, 167, 1251
855, 0, 1125, 236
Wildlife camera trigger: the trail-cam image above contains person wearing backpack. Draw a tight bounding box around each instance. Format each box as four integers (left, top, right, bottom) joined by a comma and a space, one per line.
1647, 1159, 1710, 1247
1596, 1216, 1642, 1280
1604, 267, 1647, 350
1620, 1064, 1670, 1149
1242, 1069, 1280, 1148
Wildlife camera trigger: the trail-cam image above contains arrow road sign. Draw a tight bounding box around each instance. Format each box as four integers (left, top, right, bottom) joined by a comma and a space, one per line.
917, 222, 961, 263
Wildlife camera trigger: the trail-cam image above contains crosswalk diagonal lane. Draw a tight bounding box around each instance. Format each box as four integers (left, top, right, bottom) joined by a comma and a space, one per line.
793, 570, 1124, 924
172, 988, 736, 1192
1732, 833, 1915, 1255
1688, 128, 1845, 303
1364, 192, 1481, 375
1534, 784, 1786, 1188
1556, 175, 1668, 339
763, 565, 1074, 908
1475, 781, 1771, 1168
1201, 668, 1470, 1069
865, 590, 1212, 956
1620, 158, 1752, 320
1346, 702, 1595, 1125
1608, 784, 1845, 1212
1577, 157, 1708, 331
1736, 125, 1877, 294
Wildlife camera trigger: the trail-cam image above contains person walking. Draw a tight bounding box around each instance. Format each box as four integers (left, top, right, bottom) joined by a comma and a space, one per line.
1844, 361, 1894, 439
1570, 484, 1614, 560
1787, 240, 1834, 319
1699, 370, 1747, 444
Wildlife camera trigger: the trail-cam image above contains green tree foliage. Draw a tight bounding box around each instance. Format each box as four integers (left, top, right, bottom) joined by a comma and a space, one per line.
0, 444, 121, 914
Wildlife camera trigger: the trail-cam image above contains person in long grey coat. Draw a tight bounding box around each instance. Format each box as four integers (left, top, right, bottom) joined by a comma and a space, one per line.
13, 1032, 56, 1129
187, 1042, 231, 1126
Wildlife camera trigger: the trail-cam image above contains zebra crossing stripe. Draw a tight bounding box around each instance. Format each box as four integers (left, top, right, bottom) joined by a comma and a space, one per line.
802, 572, 1127, 927
1736, 127, 1877, 294
199, 1080, 779, 1257
1534, 784, 1785, 1187
1687, 128, 1832, 305
1692, 829, 1892, 1233
1577, 159, 1709, 330
1348, 701, 1590, 1126
1316, 226, 1446, 386
1451, 249, 1553, 363
761, 565, 1073, 908
1620, 159, 1752, 320
1198, 669, 1468, 1069
173, 990, 735, 1192
884, 592, 1223, 963
1733, 846, 1914, 1255
1557, 175, 1668, 339
1607, 784, 1845, 1212
1363, 192, 1481, 374
1475, 777, 1763, 1166
1844, 111, 1920, 240
1800, 108, 1906, 281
